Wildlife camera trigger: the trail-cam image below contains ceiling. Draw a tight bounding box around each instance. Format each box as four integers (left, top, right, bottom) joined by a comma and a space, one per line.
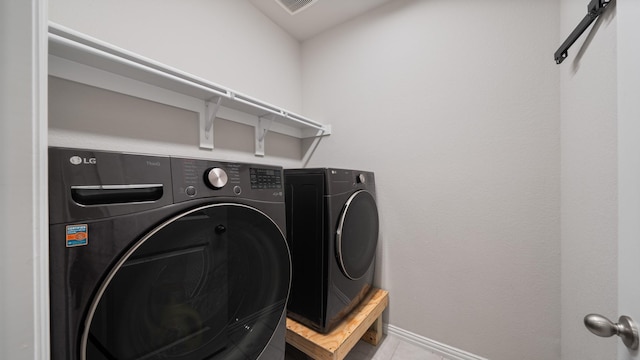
248, 0, 395, 41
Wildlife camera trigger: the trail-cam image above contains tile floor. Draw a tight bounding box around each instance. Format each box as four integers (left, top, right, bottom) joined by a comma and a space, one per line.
344, 334, 448, 360
285, 333, 450, 360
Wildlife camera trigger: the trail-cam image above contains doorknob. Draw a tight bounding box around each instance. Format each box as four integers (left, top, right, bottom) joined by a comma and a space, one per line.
584, 314, 639, 350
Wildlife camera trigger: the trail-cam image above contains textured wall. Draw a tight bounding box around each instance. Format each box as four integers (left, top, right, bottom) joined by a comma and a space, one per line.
617, 3, 640, 360
301, 1, 561, 359
48, 0, 306, 164
49, 0, 303, 112
559, 0, 618, 359
48, 77, 304, 167
46, 1, 627, 359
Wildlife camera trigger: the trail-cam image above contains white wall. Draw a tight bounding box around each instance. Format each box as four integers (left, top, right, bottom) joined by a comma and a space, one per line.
39, 1, 626, 359
0, 0, 48, 359
301, 1, 561, 359
617, 2, 640, 359
48, 76, 305, 167
559, 0, 618, 359
48, 0, 306, 166
49, 0, 302, 112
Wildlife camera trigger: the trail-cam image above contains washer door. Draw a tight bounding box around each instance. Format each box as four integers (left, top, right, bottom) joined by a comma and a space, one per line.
81, 203, 290, 360
335, 190, 379, 280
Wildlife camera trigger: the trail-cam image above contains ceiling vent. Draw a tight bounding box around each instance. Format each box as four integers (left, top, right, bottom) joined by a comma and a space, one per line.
275, 0, 320, 15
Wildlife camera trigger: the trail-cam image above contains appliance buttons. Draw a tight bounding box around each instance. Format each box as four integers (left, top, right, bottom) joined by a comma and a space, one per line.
185, 186, 197, 197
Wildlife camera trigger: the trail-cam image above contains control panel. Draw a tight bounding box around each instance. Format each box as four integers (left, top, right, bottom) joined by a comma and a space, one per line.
324, 168, 376, 194
171, 157, 283, 203
250, 168, 282, 189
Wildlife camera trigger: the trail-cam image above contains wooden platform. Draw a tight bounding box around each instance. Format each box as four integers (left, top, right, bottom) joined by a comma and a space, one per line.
285, 288, 389, 360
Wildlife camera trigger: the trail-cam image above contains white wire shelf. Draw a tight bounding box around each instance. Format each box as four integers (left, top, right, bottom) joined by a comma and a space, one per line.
48, 22, 331, 156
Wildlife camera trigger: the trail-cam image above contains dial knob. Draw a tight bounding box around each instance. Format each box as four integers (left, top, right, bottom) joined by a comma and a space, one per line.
204, 167, 228, 189
356, 173, 366, 184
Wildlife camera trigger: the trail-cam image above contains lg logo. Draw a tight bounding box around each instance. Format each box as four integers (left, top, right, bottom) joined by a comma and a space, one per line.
70, 156, 97, 165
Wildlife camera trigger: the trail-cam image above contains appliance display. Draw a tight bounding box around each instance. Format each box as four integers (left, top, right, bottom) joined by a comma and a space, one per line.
284, 168, 379, 333
49, 147, 290, 360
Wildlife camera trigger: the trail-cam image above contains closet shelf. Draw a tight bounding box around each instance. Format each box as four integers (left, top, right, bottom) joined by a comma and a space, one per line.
48, 22, 331, 156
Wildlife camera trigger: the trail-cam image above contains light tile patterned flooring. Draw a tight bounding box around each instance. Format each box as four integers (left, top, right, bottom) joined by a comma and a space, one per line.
344, 333, 449, 360
285, 333, 450, 360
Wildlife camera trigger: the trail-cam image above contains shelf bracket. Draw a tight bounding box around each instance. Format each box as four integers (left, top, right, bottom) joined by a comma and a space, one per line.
200, 96, 222, 149
554, 0, 611, 64
255, 113, 276, 157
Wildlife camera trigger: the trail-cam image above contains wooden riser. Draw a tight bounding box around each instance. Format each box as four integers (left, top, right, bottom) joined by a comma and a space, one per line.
285, 288, 389, 360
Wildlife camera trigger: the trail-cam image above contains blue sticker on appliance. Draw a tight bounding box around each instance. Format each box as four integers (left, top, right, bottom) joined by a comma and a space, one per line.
66, 224, 88, 247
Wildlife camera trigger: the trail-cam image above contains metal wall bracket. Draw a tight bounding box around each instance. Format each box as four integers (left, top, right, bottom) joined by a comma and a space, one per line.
199, 96, 222, 149
555, 0, 611, 64
255, 114, 276, 157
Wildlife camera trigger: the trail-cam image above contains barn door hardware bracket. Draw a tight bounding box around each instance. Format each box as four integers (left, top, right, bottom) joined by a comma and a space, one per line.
554, 0, 611, 64
255, 114, 276, 157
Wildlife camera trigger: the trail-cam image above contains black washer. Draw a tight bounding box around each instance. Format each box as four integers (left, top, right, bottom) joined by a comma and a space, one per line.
49, 147, 290, 360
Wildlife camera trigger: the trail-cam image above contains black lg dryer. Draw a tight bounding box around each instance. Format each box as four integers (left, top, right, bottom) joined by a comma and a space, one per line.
284, 168, 379, 333
49, 147, 291, 360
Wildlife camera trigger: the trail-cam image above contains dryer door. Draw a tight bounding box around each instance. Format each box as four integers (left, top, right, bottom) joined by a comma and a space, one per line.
336, 190, 379, 280
81, 203, 290, 360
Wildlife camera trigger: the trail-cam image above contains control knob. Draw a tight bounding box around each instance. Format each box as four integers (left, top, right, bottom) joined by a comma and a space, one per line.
204, 167, 228, 189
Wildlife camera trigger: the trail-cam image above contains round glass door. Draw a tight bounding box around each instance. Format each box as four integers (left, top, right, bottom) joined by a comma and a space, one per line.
81, 203, 290, 360
336, 190, 379, 280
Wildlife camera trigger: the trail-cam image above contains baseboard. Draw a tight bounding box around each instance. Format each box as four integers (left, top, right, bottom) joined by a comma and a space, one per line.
385, 324, 489, 360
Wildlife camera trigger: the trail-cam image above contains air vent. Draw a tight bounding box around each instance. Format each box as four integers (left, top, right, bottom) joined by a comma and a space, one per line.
275, 0, 320, 15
